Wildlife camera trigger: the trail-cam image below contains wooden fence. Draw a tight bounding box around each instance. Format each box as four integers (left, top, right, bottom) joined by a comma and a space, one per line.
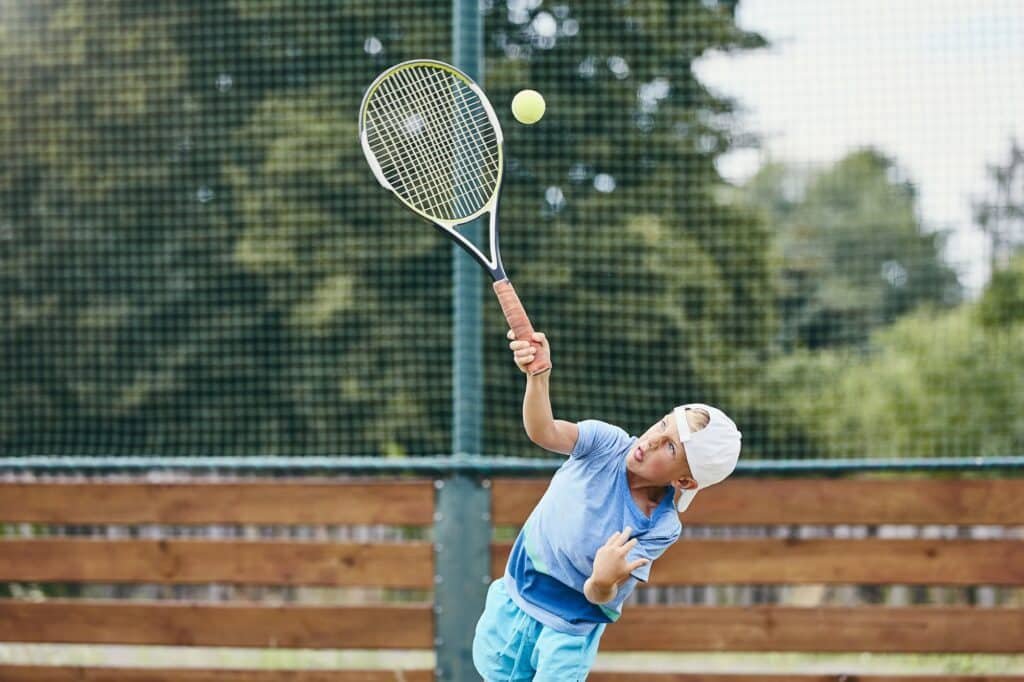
1, 476, 1022, 681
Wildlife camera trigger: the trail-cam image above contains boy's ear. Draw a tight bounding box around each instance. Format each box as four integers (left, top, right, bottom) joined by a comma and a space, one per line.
672, 476, 698, 492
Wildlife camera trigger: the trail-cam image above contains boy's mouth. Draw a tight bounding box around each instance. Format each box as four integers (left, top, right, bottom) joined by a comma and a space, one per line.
632, 446, 644, 463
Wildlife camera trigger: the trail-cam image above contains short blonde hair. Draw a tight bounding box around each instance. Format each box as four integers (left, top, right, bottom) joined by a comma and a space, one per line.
685, 406, 710, 433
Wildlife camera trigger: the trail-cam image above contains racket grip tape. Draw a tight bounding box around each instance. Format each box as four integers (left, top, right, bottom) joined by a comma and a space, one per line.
493, 279, 551, 375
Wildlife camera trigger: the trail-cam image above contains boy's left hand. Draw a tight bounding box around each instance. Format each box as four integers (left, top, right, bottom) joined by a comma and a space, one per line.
591, 527, 649, 589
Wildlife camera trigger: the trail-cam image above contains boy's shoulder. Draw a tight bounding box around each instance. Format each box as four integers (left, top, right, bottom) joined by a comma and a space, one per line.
657, 508, 683, 540
576, 418, 629, 435
572, 419, 633, 459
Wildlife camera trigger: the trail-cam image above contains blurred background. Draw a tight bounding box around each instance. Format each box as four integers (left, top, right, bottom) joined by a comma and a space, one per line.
2, 0, 1023, 462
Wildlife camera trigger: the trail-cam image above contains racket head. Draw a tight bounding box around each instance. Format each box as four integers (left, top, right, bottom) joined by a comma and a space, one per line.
359, 60, 504, 229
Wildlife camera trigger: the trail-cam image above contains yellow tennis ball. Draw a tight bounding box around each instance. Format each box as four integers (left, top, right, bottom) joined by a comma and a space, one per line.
511, 89, 545, 125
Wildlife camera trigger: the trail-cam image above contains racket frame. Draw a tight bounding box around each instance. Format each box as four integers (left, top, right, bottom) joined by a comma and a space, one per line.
359, 59, 549, 374
359, 59, 509, 281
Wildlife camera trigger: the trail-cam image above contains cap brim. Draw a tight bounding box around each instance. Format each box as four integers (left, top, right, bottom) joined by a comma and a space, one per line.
676, 488, 699, 512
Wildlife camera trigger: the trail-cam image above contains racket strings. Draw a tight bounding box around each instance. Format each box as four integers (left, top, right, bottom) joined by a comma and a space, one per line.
376, 68, 498, 195
438, 80, 499, 215
370, 74, 452, 217
391, 69, 473, 218
373, 69, 496, 218
365, 65, 500, 221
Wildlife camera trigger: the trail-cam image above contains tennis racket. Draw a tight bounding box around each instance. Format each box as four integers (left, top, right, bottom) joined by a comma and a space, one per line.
359, 59, 550, 375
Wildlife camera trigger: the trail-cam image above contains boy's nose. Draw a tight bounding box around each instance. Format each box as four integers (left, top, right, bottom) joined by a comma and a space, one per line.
642, 435, 665, 450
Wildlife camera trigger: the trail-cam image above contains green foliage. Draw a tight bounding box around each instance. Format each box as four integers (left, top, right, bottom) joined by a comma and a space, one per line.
737, 149, 962, 350
976, 253, 1024, 329
481, 1, 774, 448
732, 143, 1024, 460
767, 305, 1024, 459
1, 1, 772, 456
972, 139, 1024, 270
6, 2, 1013, 462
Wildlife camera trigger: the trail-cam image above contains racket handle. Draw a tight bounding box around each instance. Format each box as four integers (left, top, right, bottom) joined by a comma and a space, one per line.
493, 279, 551, 375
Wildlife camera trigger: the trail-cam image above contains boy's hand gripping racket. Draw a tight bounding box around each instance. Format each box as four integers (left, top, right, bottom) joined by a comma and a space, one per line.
359, 59, 550, 375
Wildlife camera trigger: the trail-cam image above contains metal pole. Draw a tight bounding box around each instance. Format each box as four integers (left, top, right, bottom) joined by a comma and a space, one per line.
452, 0, 484, 461
436, 2, 491, 681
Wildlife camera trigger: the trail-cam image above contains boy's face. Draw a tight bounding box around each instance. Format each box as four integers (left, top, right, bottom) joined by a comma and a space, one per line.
626, 412, 698, 491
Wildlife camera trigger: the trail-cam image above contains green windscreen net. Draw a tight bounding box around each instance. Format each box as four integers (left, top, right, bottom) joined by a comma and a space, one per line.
2, 1, 1023, 459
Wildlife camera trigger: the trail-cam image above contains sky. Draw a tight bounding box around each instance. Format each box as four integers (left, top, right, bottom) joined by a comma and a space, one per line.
695, 0, 1024, 295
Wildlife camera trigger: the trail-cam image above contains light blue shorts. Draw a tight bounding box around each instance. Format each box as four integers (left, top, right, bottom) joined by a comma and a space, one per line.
472, 578, 605, 682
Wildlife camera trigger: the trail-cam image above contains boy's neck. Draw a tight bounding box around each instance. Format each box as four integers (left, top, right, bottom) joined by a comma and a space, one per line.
625, 469, 672, 501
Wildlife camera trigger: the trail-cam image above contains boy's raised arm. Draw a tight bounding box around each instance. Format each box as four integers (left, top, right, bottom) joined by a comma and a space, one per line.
508, 330, 578, 455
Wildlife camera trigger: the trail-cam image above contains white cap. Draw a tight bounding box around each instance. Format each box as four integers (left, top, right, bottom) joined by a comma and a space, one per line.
673, 403, 742, 512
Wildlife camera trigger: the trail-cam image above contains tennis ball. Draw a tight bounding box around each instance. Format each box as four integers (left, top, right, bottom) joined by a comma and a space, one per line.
511, 89, 545, 125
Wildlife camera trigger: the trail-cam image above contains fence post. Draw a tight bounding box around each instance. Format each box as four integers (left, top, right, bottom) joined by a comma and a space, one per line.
443, 0, 489, 679
434, 474, 491, 681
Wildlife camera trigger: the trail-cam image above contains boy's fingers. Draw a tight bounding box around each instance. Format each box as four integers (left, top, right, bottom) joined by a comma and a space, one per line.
511, 329, 547, 341
627, 558, 650, 572
621, 537, 639, 553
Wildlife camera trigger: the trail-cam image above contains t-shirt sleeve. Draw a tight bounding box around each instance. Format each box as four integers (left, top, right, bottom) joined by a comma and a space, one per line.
628, 526, 682, 583
570, 419, 631, 461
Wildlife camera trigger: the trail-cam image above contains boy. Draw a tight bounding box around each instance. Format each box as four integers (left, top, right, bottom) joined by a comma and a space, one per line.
472, 330, 742, 681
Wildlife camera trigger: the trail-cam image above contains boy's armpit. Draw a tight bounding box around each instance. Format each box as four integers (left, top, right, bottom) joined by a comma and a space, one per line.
627, 546, 653, 583
533, 419, 579, 455
570, 420, 631, 460
629, 529, 680, 582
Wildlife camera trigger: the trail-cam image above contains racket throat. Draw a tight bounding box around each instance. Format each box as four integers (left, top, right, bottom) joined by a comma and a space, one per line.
443, 212, 507, 282
488, 211, 508, 281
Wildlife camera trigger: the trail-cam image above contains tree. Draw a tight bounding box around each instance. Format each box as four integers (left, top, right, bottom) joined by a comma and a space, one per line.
479, 1, 774, 451
2, 3, 206, 452
2, 1, 773, 457
765, 302, 1024, 460
737, 149, 962, 350
973, 138, 1024, 274
976, 252, 1024, 329
227, 0, 775, 456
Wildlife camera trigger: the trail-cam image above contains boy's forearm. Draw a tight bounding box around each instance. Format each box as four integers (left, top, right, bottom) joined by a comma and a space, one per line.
522, 372, 555, 437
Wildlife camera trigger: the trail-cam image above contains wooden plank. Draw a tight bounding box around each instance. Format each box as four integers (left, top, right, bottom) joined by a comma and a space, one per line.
491, 478, 1024, 525
0, 668, 434, 682
1, 671, 1019, 682
585, 671, 1024, 675
0, 539, 433, 588
490, 539, 1024, 585
589, 671, 1024, 675
0, 481, 434, 526
601, 606, 1024, 653
0, 600, 432, 649
5, 601, 1018, 654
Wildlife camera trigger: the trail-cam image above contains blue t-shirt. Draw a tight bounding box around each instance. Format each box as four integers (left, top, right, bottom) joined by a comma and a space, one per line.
504, 420, 682, 635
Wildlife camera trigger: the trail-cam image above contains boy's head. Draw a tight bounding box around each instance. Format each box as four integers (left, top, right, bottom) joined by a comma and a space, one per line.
627, 403, 742, 512
672, 404, 741, 511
